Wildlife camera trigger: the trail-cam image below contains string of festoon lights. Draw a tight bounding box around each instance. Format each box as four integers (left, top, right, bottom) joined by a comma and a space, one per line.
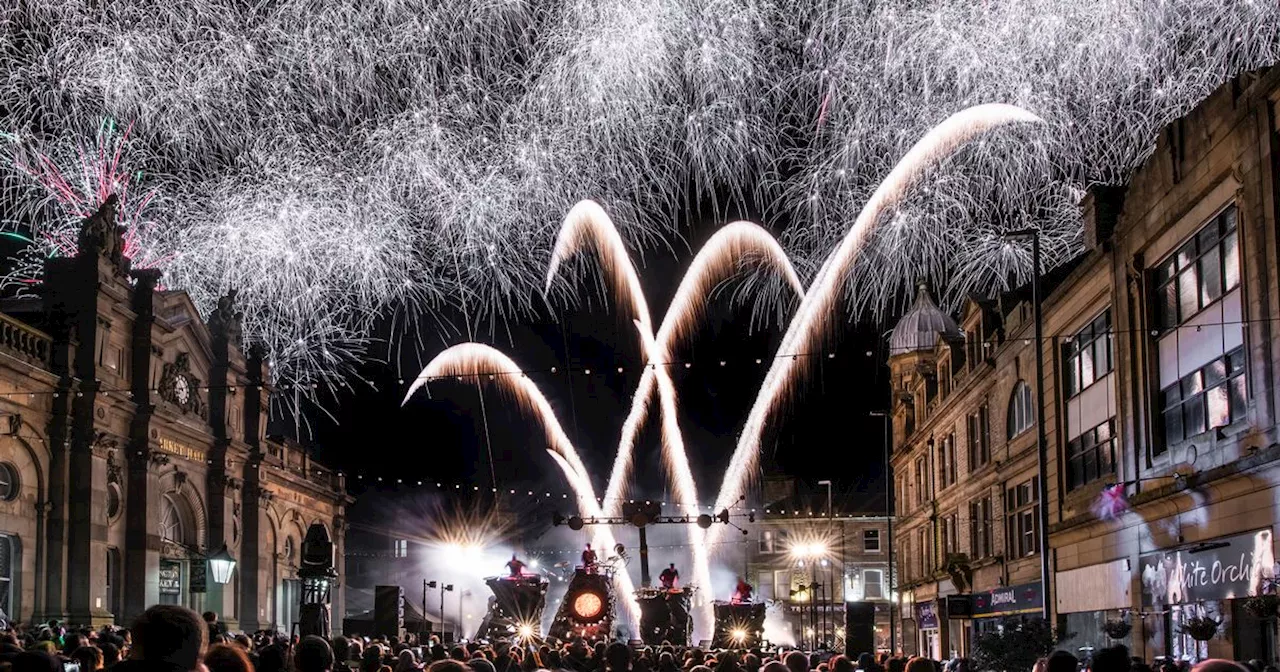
0, 312, 1259, 400
347, 477, 857, 518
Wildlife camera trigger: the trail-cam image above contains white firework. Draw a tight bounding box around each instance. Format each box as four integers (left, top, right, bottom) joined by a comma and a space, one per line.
0, 0, 1275, 391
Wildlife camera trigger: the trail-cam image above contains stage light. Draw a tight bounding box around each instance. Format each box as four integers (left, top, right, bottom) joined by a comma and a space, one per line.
517, 624, 534, 639
696, 514, 712, 529
529, 560, 539, 569
731, 628, 746, 643
573, 591, 604, 620
568, 515, 584, 531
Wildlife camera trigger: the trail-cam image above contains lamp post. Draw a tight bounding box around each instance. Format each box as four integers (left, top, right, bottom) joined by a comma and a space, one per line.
427, 581, 455, 640
1005, 228, 1052, 622
819, 480, 833, 648
870, 410, 895, 654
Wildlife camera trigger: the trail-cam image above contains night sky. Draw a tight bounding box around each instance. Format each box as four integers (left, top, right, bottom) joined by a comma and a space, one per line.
307, 201, 895, 515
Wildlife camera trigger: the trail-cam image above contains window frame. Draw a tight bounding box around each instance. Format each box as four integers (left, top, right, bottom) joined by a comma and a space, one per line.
938, 433, 957, 488
1065, 418, 1117, 490
759, 530, 777, 554
1161, 346, 1247, 444
1005, 477, 1040, 558
1007, 381, 1035, 439
863, 569, 885, 600
1153, 204, 1240, 332
863, 529, 881, 553
1064, 310, 1113, 399
969, 497, 993, 560
967, 406, 990, 471
0, 534, 12, 619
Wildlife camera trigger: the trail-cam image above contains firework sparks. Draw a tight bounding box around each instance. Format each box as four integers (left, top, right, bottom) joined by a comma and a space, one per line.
0, 0, 1274, 390
708, 104, 1045, 550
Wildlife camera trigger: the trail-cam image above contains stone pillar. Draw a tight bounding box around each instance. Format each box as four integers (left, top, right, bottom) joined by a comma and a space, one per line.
238, 347, 266, 631
122, 269, 162, 625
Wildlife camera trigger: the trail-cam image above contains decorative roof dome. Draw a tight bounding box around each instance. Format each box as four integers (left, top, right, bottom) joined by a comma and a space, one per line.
889, 284, 962, 356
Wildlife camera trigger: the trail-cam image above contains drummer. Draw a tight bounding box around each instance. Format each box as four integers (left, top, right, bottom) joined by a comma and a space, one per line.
659, 562, 680, 590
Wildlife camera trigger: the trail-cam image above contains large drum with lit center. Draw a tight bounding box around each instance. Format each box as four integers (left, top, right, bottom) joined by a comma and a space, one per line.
548, 569, 616, 641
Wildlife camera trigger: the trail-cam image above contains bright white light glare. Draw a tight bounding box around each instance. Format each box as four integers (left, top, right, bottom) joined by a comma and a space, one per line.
731, 628, 747, 641
517, 624, 534, 638
529, 560, 539, 569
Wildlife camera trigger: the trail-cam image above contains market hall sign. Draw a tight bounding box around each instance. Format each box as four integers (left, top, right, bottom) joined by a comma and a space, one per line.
972, 582, 1043, 618
1139, 529, 1275, 608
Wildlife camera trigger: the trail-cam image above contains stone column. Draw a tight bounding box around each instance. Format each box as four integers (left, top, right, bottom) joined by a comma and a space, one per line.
238, 347, 266, 631
122, 270, 162, 625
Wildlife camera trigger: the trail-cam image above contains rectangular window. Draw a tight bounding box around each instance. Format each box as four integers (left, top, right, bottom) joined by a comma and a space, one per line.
864, 529, 881, 553
393, 539, 408, 558
0, 535, 13, 618
758, 570, 775, 602
759, 530, 776, 554
1155, 205, 1239, 331
938, 434, 957, 488
1066, 419, 1117, 490
1065, 310, 1113, 398
940, 513, 958, 557
1161, 346, 1247, 444
863, 569, 885, 599
1005, 477, 1040, 558
969, 497, 993, 559
916, 527, 928, 577
914, 457, 928, 507
967, 406, 991, 471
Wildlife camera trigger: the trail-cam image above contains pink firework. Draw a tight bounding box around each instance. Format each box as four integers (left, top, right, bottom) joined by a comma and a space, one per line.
1092, 483, 1129, 520
5, 119, 171, 283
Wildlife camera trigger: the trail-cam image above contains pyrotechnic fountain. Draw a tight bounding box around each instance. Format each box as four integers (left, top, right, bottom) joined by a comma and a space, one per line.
405, 103, 1044, 640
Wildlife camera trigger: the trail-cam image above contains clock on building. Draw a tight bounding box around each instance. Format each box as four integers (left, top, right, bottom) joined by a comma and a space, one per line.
174, 374, 190, 404
158, 353, 206, 418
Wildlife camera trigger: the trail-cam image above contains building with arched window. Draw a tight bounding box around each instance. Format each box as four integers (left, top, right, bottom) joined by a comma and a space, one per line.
887, 68, 1280, 663
0, 213, 350, 630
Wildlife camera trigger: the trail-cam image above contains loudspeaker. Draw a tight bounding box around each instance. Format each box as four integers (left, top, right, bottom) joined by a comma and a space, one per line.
844, 601, 876, 658
945, 595, 973, 618
374, 585, 405, 639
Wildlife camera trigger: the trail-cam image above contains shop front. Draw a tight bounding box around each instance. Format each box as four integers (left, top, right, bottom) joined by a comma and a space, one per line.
1055, 559, 1132, 662
917, 600, 941, 659
969, 582, 1043, 640
1138, 529, 1276, 663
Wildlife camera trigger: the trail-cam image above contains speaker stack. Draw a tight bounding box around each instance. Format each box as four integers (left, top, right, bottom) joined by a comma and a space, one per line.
374, 585, 405, 640
843, 602, 876, 658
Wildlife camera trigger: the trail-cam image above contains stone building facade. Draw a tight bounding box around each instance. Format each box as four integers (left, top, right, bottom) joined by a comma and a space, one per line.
887, 67, 1280, 663
0, 202, 349, 631
744, 478, 892, 652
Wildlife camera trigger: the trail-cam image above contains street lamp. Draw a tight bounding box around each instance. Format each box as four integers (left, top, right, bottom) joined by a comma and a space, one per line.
791, 542, 829, 651
208, 544, 236, 585
1004, 228, 1052, 622
870, 410, 895, 654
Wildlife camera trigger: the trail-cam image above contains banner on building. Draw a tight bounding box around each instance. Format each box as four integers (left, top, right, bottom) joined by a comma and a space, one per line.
915, 600, 939, 629
972, 582, 1042, 618
1057, 559, 1130, 614
1139, 529, 1275, 608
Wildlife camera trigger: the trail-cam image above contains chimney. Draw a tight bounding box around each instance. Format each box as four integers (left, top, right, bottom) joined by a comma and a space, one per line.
1081, 185, 1127, 251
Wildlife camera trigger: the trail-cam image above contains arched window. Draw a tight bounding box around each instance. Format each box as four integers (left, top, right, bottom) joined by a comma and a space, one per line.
160, 495, 184, 546
1007, 380, 1035, 439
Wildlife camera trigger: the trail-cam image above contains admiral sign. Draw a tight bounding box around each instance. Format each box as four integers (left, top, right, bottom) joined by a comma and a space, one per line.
1139, 529, 1275, 607
972, 582, 1043, 618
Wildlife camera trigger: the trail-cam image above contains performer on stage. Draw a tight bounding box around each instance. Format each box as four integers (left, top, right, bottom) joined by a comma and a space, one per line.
732, 576, 753, 604
505, 553, 526, 578
582, 543, 598, 572
659, 563, 679, 590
